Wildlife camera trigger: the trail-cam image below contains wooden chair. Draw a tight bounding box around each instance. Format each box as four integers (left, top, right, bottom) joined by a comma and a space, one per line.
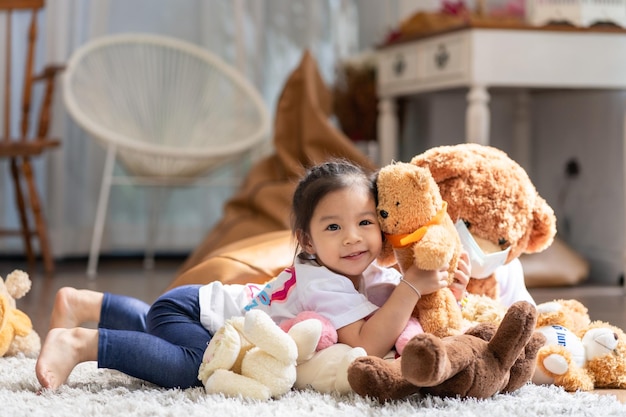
0, 0, 63, 273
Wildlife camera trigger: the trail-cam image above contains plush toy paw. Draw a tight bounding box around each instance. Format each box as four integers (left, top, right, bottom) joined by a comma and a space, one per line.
503, 331, 546, 393
198, 319, 244, 383
395, 316, 424, 355
205, 369, 272, 400
347, 355, 420, 402
280, 311, 337, 353
534, 347, 594, 391
542, 353, 570, 376
401, 333, 450, 387
280, 311, 337, 363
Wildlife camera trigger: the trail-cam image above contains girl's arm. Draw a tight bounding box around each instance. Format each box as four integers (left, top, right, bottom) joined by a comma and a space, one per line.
336, 265, 448, 357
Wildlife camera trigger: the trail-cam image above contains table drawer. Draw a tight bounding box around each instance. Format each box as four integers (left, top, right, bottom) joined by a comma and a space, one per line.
378, 46, 420, 87
377, 33, 469, 92
418, 35, 467, 82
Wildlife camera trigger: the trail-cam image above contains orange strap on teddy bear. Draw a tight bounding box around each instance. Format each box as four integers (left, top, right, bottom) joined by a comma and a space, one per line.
385, 202, 449, 249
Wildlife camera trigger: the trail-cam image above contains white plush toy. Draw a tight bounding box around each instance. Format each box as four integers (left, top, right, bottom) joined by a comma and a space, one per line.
198, 309, 366, 399
294, 342, 366, 394
198, 309, 299, 400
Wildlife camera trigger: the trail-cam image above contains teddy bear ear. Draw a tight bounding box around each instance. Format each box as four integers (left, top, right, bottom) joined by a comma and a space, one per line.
526, 195, 557, 253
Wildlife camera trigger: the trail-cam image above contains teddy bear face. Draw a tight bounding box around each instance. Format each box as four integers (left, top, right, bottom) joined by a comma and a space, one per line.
437, 177, 532, 262
580, 321, 626, 389
411, 144, 556, 262
375, 162, 443, 236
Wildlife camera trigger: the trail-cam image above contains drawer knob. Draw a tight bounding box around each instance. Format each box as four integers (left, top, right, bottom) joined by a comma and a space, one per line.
434, 44, 449, 69
393, 54, 405, 76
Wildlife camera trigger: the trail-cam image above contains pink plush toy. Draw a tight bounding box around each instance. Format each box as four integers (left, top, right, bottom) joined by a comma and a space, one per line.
395, 317, 424, 355
279, 311, 338, 351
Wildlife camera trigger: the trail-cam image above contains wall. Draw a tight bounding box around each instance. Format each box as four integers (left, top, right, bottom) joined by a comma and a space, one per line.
356, 1, 626, 285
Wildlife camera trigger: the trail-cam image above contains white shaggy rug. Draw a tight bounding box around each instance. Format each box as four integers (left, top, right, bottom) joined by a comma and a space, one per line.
3, 356, 626, 417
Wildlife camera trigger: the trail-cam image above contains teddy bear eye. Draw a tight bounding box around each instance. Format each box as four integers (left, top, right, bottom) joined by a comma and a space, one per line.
463, 220, 471, 228
498, 238, 508, 246
380, 210, 388, 219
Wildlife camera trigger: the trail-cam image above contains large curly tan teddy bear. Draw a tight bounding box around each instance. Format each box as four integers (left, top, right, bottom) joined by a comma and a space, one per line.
375, 161, 462, 338
411, 143, 557, 301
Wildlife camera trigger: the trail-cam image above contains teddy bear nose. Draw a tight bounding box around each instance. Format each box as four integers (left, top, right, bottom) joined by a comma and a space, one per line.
380, 210, 388, 219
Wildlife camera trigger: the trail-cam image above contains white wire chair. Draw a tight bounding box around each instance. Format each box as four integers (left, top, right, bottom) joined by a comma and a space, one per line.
63, 34, 271, 277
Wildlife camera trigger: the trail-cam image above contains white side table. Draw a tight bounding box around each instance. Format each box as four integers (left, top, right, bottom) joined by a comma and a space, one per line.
377, 24, 626, 291
376, 25, 626, 168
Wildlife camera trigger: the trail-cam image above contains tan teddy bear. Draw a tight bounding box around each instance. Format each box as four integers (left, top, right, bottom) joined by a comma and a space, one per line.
411, 143, 557, 301
0, 270, 40, 358
532, 299, 626, 391
375, 161, 462, 338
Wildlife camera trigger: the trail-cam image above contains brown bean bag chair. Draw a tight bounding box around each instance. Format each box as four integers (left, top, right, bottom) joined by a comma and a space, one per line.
166, 230, 293, 291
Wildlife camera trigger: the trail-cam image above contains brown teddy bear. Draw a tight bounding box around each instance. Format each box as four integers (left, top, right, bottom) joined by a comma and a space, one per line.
411, 143, 557, 301
532, 299, 626, 391
347, 300, 546, 401
375, 161, 462, 338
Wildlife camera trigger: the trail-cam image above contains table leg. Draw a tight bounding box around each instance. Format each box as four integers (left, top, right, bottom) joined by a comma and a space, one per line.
378, 97, 398, 165
623, 107, 626, 292
513, 90, 531, 173
466, 85, 490, 145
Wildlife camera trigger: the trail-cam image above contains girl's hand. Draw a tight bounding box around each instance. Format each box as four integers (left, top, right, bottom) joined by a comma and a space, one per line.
450, 250, 471, 301
402, 264, 449, 297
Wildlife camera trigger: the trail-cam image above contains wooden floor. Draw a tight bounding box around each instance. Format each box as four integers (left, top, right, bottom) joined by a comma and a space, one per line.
4, 256, 626, 403
4, 257, 183, 338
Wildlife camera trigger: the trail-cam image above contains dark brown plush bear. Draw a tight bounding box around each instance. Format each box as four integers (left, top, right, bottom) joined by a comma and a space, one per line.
347, 301, 545, 401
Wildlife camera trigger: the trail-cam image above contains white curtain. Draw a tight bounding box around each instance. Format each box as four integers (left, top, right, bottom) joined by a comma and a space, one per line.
0, 0, 361, 258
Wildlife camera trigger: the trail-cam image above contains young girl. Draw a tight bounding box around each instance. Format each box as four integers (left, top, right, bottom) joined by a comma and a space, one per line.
36, 159, 469, 391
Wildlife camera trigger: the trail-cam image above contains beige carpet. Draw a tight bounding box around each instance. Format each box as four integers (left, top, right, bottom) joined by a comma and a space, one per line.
2, 356, 625, 417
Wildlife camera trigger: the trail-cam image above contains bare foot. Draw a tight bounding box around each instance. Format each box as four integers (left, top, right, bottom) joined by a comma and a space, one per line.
49, 288, 103, 329
35, 328, 98, 390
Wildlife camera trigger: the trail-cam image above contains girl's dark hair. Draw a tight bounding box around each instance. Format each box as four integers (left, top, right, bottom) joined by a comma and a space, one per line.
292, 159, 375, 237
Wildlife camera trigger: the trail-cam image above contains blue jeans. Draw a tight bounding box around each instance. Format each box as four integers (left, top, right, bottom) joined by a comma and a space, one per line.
97, 285, 211, 389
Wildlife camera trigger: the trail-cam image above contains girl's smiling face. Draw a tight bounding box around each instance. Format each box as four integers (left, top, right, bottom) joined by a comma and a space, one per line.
301, 186, 382, 286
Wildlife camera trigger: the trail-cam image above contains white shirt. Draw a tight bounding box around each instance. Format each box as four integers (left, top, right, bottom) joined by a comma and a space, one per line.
495, 258, 535, 307
198, 257, 402, 334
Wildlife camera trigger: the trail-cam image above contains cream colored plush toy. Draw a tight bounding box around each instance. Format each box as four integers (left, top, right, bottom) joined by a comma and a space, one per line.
198, 309, 364, 399
0, 270, 40, 358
